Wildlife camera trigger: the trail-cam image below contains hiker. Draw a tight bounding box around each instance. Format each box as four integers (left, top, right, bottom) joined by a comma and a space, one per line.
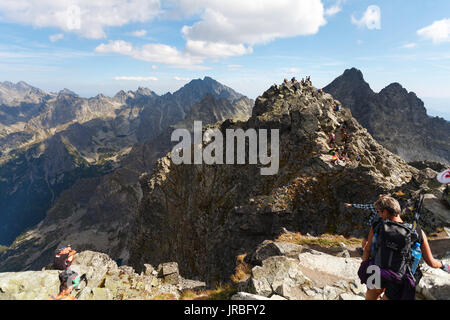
334, 104, 341, 112
330, 133, 336, 145
49, 269, 81, 300
331, 154, 339, 165
283, 78, 288, 84
342, 132, 348, 143
355, 155, 361, 162
357, 196, 449, 300
53, 245, 77, 270
291, 77, 296, 83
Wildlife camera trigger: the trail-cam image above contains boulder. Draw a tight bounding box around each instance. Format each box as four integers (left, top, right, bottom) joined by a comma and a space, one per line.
416, 254, 450, 300
248, 241, 303, 265
0, 270, 59, 300
297, 251, 362, 281
248, 256, 306, 298
157, 262, 180, 285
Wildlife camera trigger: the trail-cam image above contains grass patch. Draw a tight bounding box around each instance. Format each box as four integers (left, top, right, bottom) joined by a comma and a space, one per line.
151, 293, 176, 300
0, 245, 9, 253
179, 283, 238, 300
276, 232, 362, 248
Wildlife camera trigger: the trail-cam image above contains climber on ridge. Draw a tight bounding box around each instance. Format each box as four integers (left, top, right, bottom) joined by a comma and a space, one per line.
330, 133, 336, 145
357, 196, 450, 300
53, 245, 77, 270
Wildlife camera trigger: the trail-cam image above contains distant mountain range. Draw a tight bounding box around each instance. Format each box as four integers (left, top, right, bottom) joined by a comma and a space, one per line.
0, 70, 448, 273
0, 77, 252, 247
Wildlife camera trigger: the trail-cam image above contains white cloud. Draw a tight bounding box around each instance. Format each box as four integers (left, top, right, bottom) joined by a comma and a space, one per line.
152, 65, 158, 70
351, 5, 381, 30
114, 76, 158, 81
185, 40, 253, 58
49, 33, 64, 42
173, 76, 190, 81
284, 67, 301, 74
227, 64, 243, 70
401, 43, 417, 49
95, 40, 207, 69
417, 19, 450, 44
325, 0, 346, 17
130, 29, 147, 37
0, 0, 161, 39
181, 1, 326, 45
325, 5, 341, 17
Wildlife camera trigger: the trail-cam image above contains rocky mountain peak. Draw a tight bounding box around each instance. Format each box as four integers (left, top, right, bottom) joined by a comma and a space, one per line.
58, 88, 79, 97
136, 87, 155, 96
342, 67, 365, 82
324, 68, 450, 164
129, 77, 421, 284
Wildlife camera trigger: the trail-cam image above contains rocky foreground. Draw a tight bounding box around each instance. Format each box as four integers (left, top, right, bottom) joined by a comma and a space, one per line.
1, 236, 448, 300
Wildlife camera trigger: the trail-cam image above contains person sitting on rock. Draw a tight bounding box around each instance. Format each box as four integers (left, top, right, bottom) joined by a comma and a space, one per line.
49, 269, 81, 300
356, 155, 361, 162
53, 245, 77, 270
334, 104, 341, 112
357, 196, 450, 300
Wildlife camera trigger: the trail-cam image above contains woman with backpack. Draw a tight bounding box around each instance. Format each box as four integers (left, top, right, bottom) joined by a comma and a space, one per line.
358, 196, 449, 300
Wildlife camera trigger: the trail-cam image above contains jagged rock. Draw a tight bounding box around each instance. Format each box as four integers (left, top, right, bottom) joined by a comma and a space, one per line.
130, 77, 423, 285
157, 262, 180, 285
422, 194, 450, 226
0, 270, 60, 300
0, 251, 203, 300
248, 241, 303, 265
416, 254, 450, 300
324, 68, 450, 165
248, 256, 306, 298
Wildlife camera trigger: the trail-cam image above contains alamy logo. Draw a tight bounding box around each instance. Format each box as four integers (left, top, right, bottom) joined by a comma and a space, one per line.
171, 121, 280, 175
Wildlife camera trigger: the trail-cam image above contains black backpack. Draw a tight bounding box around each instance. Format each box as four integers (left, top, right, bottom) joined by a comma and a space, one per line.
54, 248, 71, 270
372, 220, 418, 277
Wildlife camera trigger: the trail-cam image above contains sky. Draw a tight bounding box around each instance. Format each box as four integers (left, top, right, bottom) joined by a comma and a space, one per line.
0, 0, 449, 119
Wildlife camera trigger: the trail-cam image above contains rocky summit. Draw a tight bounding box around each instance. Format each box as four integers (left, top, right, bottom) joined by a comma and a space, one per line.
324, 68, 450, 165
128, 78, 448, 285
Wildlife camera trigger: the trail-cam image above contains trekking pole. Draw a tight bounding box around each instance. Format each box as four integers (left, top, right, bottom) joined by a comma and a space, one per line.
411, 194, 425, 233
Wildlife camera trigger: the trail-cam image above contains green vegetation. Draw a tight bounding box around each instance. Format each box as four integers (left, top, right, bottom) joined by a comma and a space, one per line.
0, 245, 9, 253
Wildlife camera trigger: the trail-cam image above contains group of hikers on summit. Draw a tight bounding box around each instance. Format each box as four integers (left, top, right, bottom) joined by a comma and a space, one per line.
345, 194, 449, 300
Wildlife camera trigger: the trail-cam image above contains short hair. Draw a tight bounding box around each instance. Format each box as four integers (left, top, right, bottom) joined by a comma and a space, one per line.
374, 196, 401, 217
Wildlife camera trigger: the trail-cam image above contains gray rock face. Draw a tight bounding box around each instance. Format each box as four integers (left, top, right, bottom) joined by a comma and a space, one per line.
324, 68, 450, 165
0, 250, 205, 300
129, 78, 425, 285
248, 256, 306, 298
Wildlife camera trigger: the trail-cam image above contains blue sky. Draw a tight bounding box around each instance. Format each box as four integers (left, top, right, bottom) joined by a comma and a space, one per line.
0, 0, 449, 119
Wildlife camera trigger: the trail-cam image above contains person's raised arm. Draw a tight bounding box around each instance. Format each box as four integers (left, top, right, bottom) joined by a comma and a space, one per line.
421, 230, 447, 270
